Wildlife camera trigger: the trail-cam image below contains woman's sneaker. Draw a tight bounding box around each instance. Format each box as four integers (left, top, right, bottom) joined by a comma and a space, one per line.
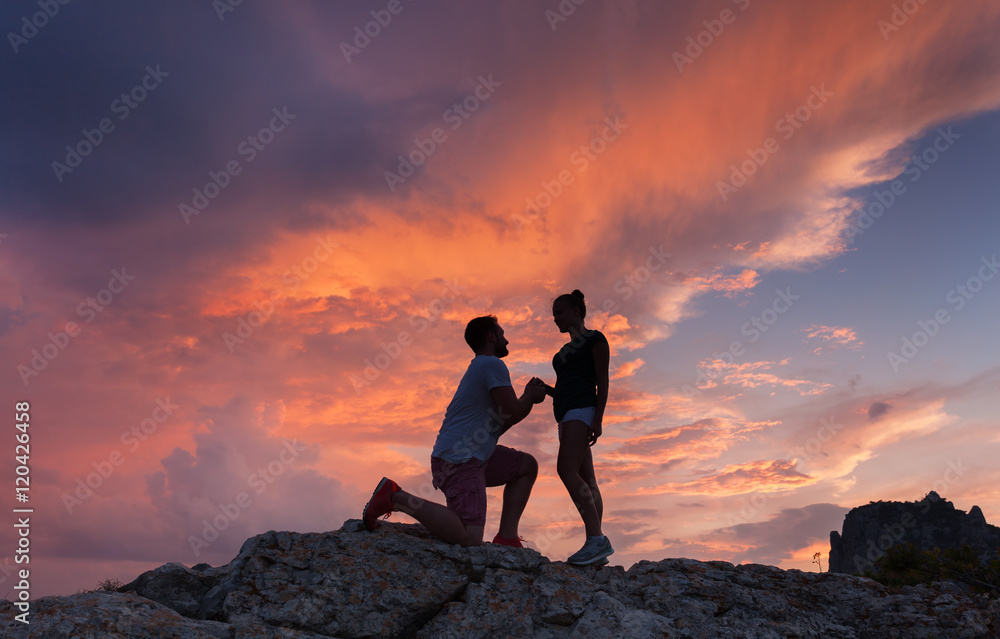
567, 535, 613, 565
492, 533, 526, 548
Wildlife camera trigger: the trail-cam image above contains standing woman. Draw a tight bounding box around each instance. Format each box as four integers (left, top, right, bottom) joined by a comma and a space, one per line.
545, 290, 614, 565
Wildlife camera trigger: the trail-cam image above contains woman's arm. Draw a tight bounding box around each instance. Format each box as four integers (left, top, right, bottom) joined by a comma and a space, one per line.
591, 337, 610, 446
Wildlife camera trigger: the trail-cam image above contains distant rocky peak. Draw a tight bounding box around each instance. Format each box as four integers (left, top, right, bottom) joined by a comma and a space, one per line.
829, 492, 1000, 575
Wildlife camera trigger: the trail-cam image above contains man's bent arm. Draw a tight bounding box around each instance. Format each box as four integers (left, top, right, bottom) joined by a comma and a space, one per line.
490, 385, 535, 434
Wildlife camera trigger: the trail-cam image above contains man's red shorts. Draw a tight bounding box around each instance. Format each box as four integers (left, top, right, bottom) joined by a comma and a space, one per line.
430, 445, 526, 527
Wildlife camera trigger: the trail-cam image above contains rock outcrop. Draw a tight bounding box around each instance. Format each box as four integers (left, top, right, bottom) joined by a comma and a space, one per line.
3, 519, 999, 638
829, 491, 1000, 575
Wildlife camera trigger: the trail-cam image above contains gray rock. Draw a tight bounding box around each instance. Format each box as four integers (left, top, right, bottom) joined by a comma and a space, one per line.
829, 491, 1000, 574
1, 591, 230, 639
122, 561, 219, 617
4, 518, 998, 638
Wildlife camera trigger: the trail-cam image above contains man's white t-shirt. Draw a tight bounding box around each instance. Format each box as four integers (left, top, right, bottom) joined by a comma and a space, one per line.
431, 355, 512, 464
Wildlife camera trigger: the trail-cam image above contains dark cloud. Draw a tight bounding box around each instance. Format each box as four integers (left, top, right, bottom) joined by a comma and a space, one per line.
868, 401, 891, 419
0, 2, 425, 229
705, 503, 848, 566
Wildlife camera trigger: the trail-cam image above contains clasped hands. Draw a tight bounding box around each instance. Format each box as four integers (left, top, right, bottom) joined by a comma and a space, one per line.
525, 377, 549, 404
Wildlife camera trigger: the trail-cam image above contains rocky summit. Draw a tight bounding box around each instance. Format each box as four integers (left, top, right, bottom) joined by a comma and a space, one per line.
829, 491, 1000, 575
3, 520, 999, 638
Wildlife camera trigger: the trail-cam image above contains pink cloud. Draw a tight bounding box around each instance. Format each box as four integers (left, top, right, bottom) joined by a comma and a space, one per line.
696, 358, 834, 396
803, 324, 863, 354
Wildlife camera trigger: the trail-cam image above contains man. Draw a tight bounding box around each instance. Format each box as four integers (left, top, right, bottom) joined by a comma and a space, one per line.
363, 315, 546, 547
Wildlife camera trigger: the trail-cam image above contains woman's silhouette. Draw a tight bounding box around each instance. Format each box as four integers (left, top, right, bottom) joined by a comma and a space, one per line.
543, 290, 613, 565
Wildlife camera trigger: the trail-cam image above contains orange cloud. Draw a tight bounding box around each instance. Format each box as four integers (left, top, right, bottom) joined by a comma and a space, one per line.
638, 459, 814, 497
612, 358, 645, 380
679, 268, 762, 298
601, 416, 782, 488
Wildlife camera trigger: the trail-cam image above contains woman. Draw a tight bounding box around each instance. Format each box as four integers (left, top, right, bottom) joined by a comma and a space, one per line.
543, 290, 613, 565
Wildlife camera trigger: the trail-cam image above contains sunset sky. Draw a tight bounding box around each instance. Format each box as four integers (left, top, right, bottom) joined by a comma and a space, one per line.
2, 0, 1000, 598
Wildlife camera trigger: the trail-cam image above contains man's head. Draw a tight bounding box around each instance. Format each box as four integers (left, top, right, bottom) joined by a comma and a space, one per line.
464, 315, 509, 357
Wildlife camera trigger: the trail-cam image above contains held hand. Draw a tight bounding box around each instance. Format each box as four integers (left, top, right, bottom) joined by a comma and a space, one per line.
535, 378, 549, 403
588, 416, 603, 446
526, 377, 547, 404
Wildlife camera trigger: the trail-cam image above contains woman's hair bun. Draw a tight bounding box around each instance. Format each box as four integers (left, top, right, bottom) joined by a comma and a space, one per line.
554, 289, 587, 319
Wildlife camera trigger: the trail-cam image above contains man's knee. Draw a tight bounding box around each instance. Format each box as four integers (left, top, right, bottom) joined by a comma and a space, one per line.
520, 453, 538, 479
459, 525, 485, 547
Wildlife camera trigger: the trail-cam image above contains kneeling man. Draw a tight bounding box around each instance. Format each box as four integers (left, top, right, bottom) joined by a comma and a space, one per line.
363, 315, 546, 547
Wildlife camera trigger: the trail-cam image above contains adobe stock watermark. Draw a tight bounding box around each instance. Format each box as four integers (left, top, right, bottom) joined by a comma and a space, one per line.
716, 85, 833, 201
349, 279, 465, 393
722, 491, 771, 528
601, 245, 672, 314
179, 106, 297, 224
525, 448, 637, 554
849, 459, 968, 573
340, 0, 416, 63
544, 0, 587, 31
393, 459, 600, 556
384, 74, 502, 192
530, 498, 603, 554
213, 0, 244, 21
788, 416, 843, 464
887, 254, 997, 372
511, 114, 628, 231
527, 244, 670, 372
394, 413, 539, 526
51, 65, 170, 183
7, 0, 71, 54
188, 439, 307, 557
844, 126, 959, 244
672, 0, 751, 73
61, 398, 180, 514
17, 268, 136, 386
682, 287, 799, 398
222, 235, 340, 353
877, 0, 929, 41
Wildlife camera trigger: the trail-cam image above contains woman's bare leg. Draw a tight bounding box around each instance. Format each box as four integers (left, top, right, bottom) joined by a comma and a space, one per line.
557, 421, 602, 538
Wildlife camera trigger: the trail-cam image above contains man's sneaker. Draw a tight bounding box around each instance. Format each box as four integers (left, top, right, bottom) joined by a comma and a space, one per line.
362, 477, 400, 531
492, 533, 526, 548
567, 535, 614, 565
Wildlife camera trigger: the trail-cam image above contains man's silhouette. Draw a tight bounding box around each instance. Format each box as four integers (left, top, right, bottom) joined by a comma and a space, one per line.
363, 315, 546, 546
